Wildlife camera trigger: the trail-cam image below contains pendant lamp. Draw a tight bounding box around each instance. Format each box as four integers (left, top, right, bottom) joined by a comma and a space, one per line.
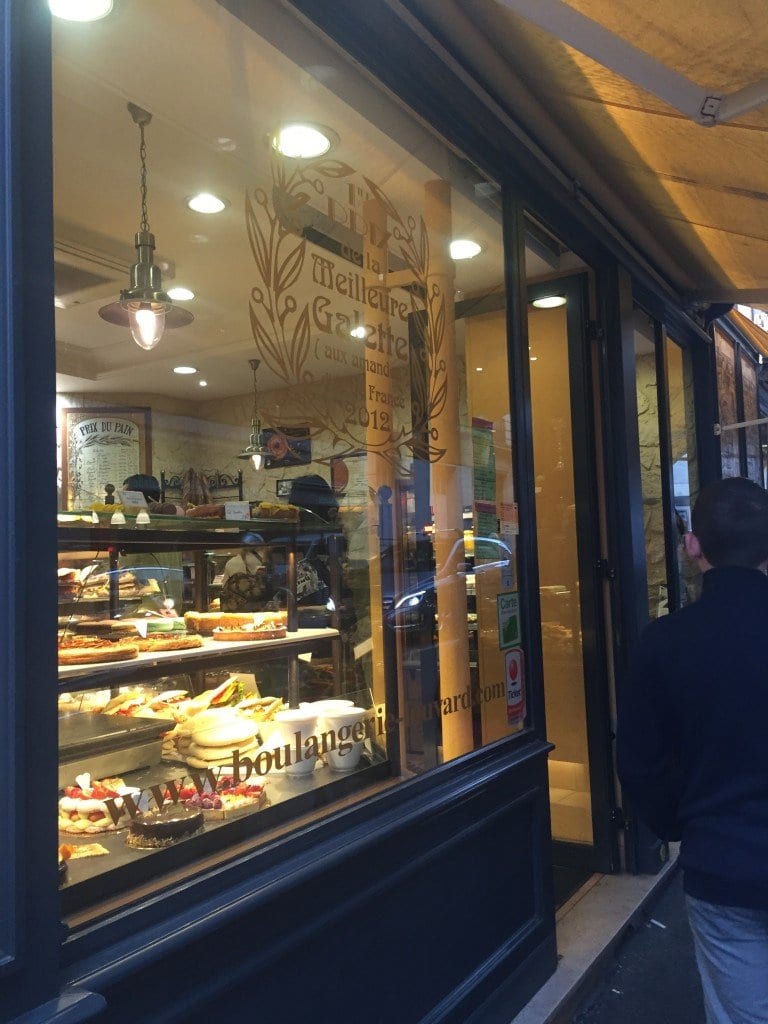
236, 359, 269, 470
99, 102, 193, 350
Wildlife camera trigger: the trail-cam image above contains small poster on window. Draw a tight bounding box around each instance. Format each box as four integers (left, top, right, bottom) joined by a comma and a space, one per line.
497, 591, 521, 649
505, 648, 526, 727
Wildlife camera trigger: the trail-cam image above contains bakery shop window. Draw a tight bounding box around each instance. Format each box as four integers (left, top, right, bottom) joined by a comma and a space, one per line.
53, 0, 524, 914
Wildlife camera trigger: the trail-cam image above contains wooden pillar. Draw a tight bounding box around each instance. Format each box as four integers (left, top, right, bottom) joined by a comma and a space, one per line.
424, 179, 473, 760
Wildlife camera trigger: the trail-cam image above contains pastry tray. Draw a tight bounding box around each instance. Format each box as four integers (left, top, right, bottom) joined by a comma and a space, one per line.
59, 712, 169, 788
60, 712, 169, 758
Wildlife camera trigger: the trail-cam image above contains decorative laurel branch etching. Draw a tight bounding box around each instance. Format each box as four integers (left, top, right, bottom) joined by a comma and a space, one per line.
77, 435, 135, 450
246, 157, 447, 466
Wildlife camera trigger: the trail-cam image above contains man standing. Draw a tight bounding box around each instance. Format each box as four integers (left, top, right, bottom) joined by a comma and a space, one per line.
619, 477, 768, 1024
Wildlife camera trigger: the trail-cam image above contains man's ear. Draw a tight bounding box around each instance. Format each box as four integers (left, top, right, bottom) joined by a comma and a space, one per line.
684, 532, 703, 560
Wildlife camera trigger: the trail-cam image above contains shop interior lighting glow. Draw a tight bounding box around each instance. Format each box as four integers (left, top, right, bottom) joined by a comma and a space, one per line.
167, 287, 195, 301
449, 239, 482, 260
531, 295, 567, 308
273, 124, 332, 159
187, 193, 228, 214
49, 0, 113, 21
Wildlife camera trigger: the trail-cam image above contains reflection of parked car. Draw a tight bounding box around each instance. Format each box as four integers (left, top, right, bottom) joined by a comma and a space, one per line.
387, 537, 513, 632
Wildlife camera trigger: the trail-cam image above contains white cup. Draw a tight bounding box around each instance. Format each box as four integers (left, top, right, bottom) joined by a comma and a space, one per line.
300, 699, 354, 714
274, 708, 319, 776
320, 706, 368, 772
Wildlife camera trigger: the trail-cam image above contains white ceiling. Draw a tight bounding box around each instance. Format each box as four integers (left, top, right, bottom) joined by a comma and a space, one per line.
53, 0, 544, 403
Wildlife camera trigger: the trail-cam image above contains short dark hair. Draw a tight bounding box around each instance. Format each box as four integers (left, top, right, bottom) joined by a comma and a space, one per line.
287, 474, 338, 522
123, 473, 161, 503
691, 477, 768, 568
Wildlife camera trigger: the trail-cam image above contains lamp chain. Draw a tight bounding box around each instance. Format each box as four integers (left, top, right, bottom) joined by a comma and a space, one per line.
252, 364, 259, 423
138, 120, 150, 233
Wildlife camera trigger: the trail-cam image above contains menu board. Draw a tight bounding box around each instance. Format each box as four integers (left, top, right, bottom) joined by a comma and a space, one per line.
61, 407, 151, 510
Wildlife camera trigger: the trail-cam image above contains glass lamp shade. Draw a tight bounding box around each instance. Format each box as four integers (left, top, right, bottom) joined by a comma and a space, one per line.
98, 229, 193, 350
236, 425, 267, 470
130, 305, 166, 350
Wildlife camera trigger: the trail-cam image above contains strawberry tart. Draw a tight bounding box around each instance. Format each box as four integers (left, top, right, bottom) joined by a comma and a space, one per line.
58, 773, 140, 834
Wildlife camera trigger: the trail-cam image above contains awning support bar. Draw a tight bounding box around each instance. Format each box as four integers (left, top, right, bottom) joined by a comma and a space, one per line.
714, 416, 768, 436
495, 0, 768, 126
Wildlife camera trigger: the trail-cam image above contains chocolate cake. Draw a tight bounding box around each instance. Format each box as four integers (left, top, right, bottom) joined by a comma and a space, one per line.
126, 806, 204, 849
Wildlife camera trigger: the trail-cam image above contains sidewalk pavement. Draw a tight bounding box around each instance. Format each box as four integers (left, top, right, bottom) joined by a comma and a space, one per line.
570, 870, 704, 1023
499, 854, 693, 1024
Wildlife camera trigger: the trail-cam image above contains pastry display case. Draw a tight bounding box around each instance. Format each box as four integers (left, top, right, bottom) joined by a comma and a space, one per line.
57, 515, 388, 913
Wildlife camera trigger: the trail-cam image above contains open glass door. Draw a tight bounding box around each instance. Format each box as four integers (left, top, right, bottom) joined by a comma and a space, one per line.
525, 256, 617, 899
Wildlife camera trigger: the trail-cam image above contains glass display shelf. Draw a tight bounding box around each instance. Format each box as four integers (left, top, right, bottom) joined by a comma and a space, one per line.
58, 628, 340, 690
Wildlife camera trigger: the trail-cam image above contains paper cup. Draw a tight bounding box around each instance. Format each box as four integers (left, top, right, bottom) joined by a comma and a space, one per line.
273, 708, 319, 776
320, 707, 368, 772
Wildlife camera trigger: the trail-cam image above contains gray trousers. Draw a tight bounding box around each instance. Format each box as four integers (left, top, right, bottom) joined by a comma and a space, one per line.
687, 895, 768, 1024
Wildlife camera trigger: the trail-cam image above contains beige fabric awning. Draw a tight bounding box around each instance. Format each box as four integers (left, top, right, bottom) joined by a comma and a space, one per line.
406, 0, 768, 307
728, 309, 768, 358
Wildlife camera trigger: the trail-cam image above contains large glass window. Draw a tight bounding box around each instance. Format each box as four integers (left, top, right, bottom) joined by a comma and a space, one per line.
528, 295, 593, 847
714, 329, 741, 478
664, 336, 699, 605
53, 0, 523, 915
523, 226, 598, 862
633, 310, 668, 619
740, 354, 761, 485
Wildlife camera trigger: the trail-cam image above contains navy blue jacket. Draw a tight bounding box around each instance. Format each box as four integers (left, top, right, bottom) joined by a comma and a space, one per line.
618, 566, 768, 909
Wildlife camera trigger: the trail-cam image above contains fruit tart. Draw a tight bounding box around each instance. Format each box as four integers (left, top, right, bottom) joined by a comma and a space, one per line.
58, 772, 140, 834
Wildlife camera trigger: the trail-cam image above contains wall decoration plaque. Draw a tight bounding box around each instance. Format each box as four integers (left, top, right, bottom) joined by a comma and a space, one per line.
61, 406, 152, 510
262, 427, 311, 469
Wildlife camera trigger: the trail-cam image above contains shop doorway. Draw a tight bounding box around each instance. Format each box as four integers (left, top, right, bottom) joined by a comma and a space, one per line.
527, 272, 617, 901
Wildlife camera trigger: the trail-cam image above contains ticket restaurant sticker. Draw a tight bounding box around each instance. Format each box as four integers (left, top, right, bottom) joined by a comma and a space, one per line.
505, 648, 526, 727
497, 591, 521, 650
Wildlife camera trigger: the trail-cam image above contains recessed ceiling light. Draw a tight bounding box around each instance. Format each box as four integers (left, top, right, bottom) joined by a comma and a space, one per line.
475, 366, 484, 372
530, 356, 538, 362
167, 286, 195, 302
186, 193, 228, 214
215, 137, 237, 152
350, 325, 370, 339
273, 123, 332, 159
173, 365, 197, 375
450, 239, 482, 260
49, 0, 113, 21
531, 295, 567, 309
199, 380, 208, 388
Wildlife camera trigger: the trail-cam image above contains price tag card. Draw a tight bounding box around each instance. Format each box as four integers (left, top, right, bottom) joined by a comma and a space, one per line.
225, 501, 251, 521
120, 490, 148, 510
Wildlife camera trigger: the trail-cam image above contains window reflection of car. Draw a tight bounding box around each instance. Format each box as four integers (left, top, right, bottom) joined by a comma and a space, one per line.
387, 537, 513, 632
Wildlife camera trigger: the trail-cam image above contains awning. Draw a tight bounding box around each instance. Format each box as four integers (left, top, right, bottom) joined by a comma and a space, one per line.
405, 0, 768, 307
727, 309, 768, 359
